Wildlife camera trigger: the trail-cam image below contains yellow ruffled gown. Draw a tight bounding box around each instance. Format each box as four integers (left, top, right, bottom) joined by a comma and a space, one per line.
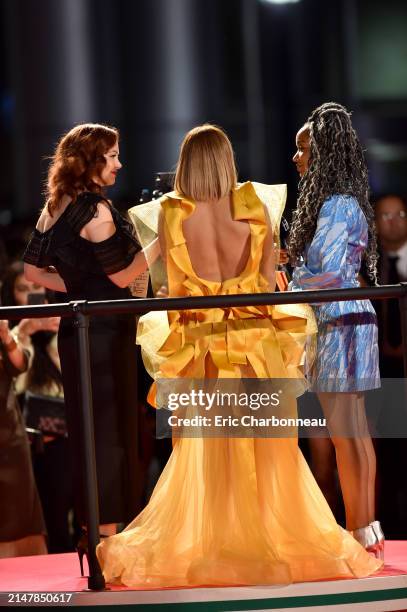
97, 182, 382, 587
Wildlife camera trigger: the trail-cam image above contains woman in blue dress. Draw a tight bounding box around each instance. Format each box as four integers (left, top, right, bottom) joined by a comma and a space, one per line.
289, 102, 384, 558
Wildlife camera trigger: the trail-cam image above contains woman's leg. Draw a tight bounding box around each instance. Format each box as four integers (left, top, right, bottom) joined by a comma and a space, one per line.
307, 437, 341, 517
99, 524, 117, 536
317, 392, 376, 531
0, 535, 47, 558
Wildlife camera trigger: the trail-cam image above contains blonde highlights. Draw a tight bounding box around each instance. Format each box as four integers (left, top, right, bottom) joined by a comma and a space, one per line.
175, 124, 237, 201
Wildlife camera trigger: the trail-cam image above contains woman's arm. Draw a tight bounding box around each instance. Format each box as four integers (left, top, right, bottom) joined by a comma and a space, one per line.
24, 263, 67, 292
81, 202, 160, 289
18, 316, 60, 340
291, 196, 350, 290
260, 205, 276, 291
108, 239, 160, 288
0, 321, 28, 373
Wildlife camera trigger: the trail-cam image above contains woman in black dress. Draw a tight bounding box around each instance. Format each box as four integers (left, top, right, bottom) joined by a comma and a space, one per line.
23, 124, 159, 545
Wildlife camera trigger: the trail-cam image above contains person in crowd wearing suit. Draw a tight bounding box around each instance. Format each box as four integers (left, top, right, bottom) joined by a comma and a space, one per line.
374, 194, 407, 375
370, 194, 407, 540
1, 260, 75, 553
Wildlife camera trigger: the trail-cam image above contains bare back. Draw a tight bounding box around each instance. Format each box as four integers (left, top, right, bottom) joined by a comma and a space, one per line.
36, 195, 72, 233
182, 194, 251, 282
36, 195, 116, 244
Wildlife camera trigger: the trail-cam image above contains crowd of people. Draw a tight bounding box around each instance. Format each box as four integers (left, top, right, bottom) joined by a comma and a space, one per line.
0, 107, 405, 588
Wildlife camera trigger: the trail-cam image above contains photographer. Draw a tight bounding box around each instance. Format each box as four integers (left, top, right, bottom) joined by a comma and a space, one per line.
1, 261, 74, 553
0, 304, 46, 557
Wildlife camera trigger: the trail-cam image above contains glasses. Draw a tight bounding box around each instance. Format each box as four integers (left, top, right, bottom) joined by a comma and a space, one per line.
378, 210, 407, 221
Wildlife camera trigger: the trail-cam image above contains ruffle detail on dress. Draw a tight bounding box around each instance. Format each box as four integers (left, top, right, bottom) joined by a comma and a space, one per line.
135, 182, 317, 404
23, 193, 140, 274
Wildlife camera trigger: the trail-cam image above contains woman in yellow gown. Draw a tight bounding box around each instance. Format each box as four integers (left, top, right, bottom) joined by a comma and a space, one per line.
97, 124, 382, 587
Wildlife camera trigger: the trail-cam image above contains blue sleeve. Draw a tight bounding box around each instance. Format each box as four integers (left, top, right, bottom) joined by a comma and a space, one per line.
291, 195, 352, 290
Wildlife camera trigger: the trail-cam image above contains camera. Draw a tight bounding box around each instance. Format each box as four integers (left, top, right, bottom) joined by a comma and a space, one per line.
139, 172, 175, 203
27, 293, 47, 305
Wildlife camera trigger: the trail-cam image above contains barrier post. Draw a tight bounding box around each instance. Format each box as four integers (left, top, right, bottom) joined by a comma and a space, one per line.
1, 284, 406, 590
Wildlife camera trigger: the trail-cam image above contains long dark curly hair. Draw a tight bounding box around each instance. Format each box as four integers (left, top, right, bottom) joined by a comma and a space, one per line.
287, 102, 378, 283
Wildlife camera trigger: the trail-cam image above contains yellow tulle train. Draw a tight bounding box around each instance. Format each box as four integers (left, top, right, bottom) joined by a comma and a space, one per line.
97, 433, 381, 587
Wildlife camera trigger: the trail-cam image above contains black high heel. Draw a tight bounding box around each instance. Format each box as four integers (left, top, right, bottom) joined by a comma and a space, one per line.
76, 532, 89, 577
76, 532, 109, 577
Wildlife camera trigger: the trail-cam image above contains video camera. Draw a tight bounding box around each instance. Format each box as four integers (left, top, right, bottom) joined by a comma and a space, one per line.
139, 172, 175, 203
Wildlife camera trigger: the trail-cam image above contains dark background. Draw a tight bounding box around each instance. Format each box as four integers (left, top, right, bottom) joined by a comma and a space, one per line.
0, 0, 406, 251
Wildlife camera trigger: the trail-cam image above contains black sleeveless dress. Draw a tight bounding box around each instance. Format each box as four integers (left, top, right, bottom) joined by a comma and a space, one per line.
23, 192, 143, 524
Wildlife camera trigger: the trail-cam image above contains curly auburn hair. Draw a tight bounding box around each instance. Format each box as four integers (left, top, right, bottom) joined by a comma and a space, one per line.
287, 102, 378, 283
45, 123, 119, 215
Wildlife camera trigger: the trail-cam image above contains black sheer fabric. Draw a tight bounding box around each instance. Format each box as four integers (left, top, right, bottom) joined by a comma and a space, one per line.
22, 192, 144, 524
23, 228, 55, 268
92, 226, 139, 275
23, 192, 140, 275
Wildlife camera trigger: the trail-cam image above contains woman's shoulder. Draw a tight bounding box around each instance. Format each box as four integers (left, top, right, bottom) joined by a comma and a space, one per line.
158, 191, 189, 209
320, 194, 360, 218
36, 194, 71, 233
65, 191, 110, 231
24, 192, 110, 264
36, 191, 109, 234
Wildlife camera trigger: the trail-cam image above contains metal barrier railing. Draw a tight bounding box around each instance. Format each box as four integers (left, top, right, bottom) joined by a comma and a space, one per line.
1, 283, 406, 590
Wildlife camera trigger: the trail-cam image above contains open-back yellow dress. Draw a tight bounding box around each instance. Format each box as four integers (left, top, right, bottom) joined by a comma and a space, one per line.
97, 182, 382, 587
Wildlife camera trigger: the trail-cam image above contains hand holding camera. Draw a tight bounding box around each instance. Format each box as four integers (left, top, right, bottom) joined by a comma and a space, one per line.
18, 316, 61, 338
0, 320, 13, 345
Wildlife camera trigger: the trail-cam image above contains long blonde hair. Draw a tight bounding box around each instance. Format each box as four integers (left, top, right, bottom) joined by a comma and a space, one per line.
174, 124, 237, 201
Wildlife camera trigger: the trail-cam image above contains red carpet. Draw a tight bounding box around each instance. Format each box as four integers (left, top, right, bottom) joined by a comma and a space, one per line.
0, 541, 406, 592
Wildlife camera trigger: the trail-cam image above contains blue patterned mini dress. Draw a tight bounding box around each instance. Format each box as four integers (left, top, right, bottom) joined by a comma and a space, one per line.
291, 194, 380, 392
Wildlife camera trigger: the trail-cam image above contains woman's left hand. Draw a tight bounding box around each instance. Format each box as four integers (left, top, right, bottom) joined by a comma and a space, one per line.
279, 249, 289, 265
18, 317, 60, 337
156, 285, 169, 298
0, 320, 11, 343
0, 320, 27, 371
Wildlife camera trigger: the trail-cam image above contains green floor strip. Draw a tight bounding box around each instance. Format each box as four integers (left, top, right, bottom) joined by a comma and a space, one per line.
71, 586, 407, 610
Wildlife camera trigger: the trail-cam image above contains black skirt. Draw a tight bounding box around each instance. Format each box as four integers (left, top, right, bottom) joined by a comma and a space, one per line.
58, 314, 143, 525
